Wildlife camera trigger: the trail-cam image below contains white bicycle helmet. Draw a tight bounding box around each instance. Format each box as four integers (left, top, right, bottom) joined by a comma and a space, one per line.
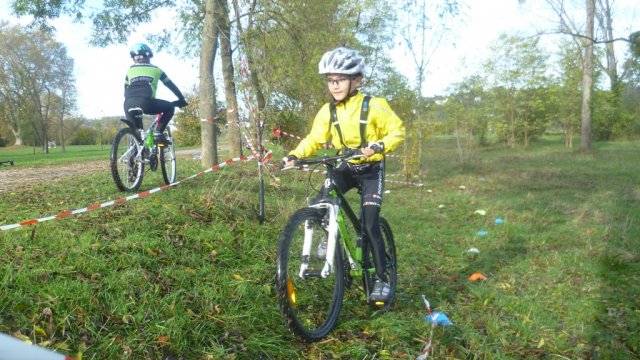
318, 47, 365, 75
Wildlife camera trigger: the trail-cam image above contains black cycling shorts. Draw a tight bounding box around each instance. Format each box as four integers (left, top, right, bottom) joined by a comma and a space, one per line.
333, 161, 384, 207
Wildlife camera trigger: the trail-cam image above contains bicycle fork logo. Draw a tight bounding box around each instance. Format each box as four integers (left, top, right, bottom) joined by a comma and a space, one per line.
324, 179, 331, 189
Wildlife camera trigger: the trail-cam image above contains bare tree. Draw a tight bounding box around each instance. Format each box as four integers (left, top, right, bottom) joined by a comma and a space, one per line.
581, 0, 595, 152
0, 24, 75, 151
216, 0, 242, 157
198, 0, 219, 166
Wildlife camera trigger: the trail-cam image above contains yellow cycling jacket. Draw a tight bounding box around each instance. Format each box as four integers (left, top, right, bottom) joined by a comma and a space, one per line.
289, 92, 405, 163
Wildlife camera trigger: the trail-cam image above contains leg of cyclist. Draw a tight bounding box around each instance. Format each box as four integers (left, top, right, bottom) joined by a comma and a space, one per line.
140, 98, 174, 144
358, 161, 390, 301
124, 97, 146, 129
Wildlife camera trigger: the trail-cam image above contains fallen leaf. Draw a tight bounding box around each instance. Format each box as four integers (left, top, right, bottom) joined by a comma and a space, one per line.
38, 340, 53, 347
157, 336, 170, 345
468, 272, 487, 281
12, 331, 31, 343
41, 307, 53, 317
33, 324, 47, 337
55, 342, 70, 350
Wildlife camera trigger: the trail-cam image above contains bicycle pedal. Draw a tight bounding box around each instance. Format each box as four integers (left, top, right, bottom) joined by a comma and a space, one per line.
302, 270, 322, 278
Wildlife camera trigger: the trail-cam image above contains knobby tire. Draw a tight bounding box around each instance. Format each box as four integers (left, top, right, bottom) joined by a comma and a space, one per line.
276, 207, 345, 342
110, 128, 144, 192
160, 128, 176, 185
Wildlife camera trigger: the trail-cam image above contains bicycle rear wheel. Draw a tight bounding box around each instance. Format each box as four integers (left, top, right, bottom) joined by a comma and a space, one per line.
363, 216, 397, 310
159, 128, 176, 184
110, 128, 144, 192
276, 207, 345, 342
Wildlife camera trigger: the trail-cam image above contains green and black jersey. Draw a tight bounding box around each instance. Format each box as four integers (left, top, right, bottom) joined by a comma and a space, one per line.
124, 63, 182, 99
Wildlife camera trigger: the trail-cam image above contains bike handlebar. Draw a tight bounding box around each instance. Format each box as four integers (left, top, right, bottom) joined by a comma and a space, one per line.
282, 151, 366, 171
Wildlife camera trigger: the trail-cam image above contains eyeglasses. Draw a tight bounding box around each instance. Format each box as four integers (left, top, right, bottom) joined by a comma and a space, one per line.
326, 77, 350, 86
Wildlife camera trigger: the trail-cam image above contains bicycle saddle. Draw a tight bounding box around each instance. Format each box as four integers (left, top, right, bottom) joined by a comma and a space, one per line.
127, 107, 144, 129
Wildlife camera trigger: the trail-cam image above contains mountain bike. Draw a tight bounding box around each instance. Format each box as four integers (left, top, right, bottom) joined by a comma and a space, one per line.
276, 153, 397, 342
110, 106, 177, 192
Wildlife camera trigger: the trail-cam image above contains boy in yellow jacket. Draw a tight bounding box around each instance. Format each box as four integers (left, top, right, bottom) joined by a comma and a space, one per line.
285, 47, 405, 301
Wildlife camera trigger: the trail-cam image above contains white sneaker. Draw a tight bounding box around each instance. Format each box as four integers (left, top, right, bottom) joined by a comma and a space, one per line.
316, 238, 328, 259
370, 279, 390, 302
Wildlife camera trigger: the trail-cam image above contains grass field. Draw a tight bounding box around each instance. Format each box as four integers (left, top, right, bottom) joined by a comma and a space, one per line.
0, 137, 639, 359
0, 144, 111, 167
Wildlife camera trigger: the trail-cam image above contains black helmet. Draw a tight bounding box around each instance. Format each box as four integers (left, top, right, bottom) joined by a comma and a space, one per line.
129, 43, 153, 59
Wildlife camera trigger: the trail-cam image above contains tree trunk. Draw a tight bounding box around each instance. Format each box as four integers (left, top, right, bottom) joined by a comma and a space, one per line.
8, 125, 22, 146
59, 91, 67, 152
217, 0, 242, 157
199, 0, 219, 166
231, 0, 266, 112
597, 0, 618, 87
581, 0, 594, 153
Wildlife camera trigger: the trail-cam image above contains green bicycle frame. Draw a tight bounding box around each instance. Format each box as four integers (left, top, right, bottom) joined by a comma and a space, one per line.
332, 188, 373, 279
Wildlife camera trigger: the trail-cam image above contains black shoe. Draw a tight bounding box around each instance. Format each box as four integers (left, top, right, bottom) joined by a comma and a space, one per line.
369, 278, 390, 302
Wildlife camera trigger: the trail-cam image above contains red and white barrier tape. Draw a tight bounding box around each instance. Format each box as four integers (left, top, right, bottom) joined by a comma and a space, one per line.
279, 130, 303, 140
0, 154, 269, 232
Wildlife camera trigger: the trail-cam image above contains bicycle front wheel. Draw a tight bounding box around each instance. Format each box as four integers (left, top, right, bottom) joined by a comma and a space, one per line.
276, 207, 345, 342
159, 128, 176, 184
363, 216, 397, 310
110, 128, 144, 192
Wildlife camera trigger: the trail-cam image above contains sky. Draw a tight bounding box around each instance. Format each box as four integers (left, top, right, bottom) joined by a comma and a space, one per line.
1, 0, 638, 119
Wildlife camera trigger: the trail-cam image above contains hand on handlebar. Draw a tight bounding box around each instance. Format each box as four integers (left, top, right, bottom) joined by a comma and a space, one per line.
282, 155, 298, 168
173, 99, 188, 108
360, 142, 383, 158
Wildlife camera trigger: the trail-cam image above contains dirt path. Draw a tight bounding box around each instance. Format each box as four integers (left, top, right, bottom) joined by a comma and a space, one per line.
0, 149, 199, 193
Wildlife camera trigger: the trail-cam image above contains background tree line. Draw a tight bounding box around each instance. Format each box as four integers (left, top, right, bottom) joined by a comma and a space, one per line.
3, 0, 639, 167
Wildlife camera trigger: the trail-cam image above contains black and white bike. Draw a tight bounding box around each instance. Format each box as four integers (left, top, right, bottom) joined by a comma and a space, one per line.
110, 105, 177, 192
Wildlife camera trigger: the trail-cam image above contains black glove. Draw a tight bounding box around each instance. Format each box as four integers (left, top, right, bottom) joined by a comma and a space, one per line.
173, 99, 188, 108
367, 142, 384, 154
282, 155, 298, 167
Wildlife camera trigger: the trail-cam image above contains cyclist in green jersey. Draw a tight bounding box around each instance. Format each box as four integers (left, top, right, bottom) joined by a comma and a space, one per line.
124, 43, 187, 144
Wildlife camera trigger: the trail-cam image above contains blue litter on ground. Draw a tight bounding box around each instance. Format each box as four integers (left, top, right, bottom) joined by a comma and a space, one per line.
477, 230, 488, 236
425, 311, 452, 327
495, 218, 505, 224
